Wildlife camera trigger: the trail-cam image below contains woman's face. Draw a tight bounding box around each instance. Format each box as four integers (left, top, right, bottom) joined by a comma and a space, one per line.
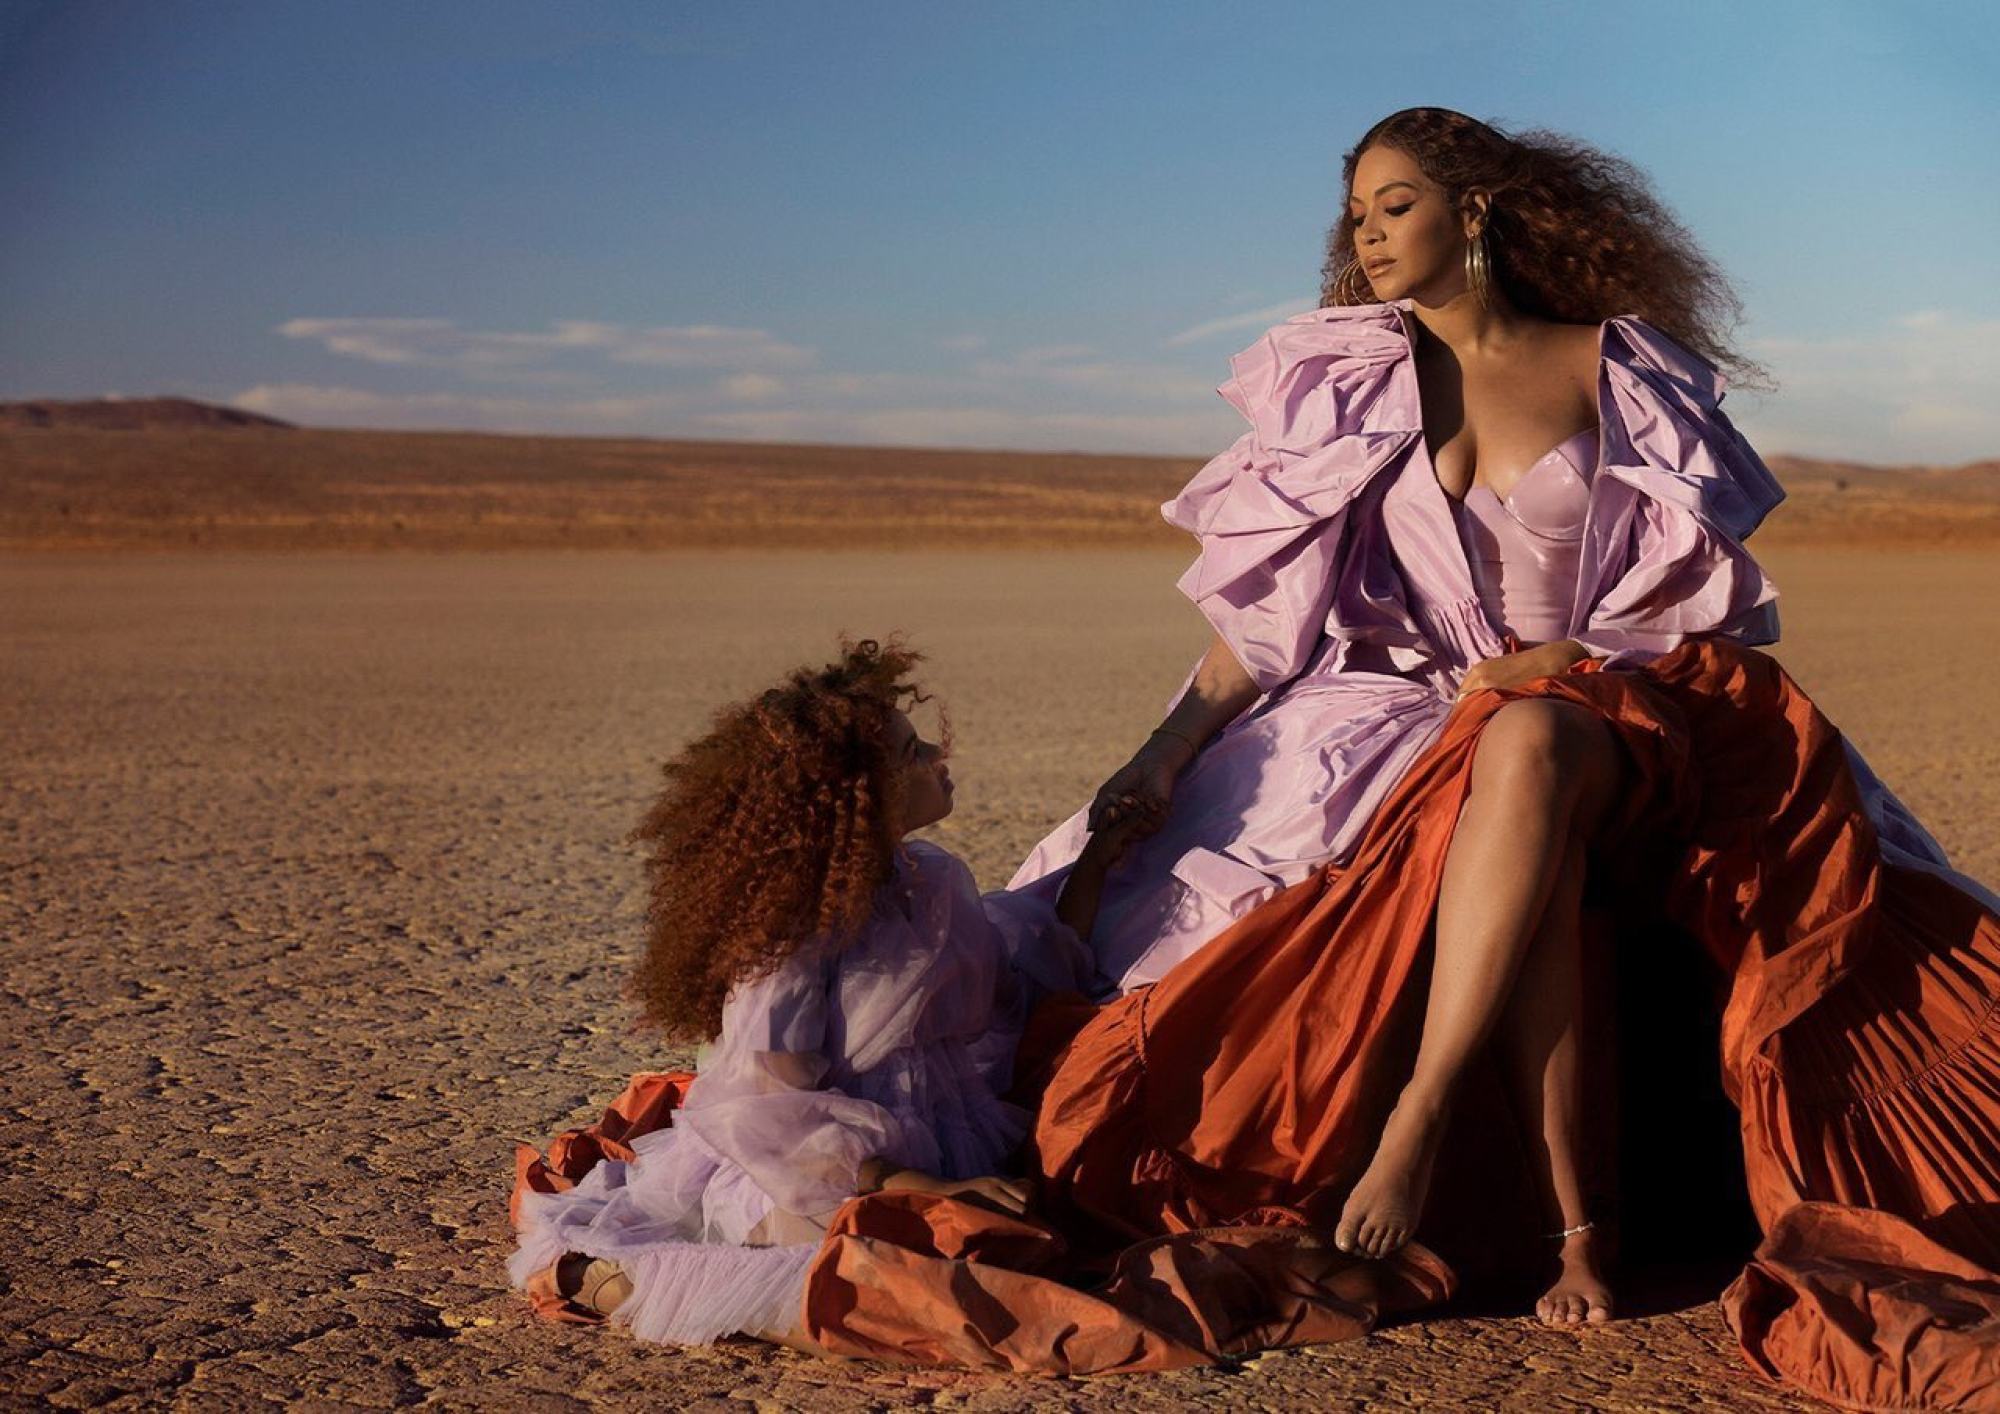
1345, 144, 1484, 303
887, 707, 952, 833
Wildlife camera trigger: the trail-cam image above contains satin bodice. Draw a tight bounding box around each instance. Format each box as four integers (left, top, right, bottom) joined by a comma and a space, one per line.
1447, 425, 1597, 644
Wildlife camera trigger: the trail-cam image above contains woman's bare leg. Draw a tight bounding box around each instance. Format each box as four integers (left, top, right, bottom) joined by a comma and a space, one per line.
1333, 699, 1624, 1261
1491, 832, 1615, 1324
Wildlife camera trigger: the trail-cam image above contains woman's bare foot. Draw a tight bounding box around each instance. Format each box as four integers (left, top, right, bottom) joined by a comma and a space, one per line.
1334, 1094, 1450, 1259
1535, 1227, 1614, 1326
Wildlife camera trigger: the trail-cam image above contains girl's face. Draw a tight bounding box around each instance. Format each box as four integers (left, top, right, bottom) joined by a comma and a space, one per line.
1345, 143, 1486, 304
887, 707, 952, 833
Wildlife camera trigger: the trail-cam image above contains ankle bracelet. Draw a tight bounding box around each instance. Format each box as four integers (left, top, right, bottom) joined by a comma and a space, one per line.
1543, 1219, 1595, 1240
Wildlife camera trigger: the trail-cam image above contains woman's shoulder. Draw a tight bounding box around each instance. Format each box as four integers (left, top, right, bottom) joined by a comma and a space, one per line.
1585, 313, 1784, 538
1228, 300, 1409, 368
1596, 313, 1729, 405
1205, 302, 1417, 453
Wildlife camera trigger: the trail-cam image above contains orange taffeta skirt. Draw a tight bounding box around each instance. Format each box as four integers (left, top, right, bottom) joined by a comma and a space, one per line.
790, 642, 2000, 1408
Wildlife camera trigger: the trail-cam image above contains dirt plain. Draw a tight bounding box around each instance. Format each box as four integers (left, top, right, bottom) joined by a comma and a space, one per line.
3, 539, 1996, 1412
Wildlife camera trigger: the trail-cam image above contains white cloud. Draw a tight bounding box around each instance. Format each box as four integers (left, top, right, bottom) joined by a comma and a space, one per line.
967, 346, 1217, 403
1009, 343, 1098, 364
244, 305, 2000, 463
1737, 309, 2000, 465
937, 333, 987, 353
1165, 299, 1312, 348
231, 383, 706, 435
276, 317, 815, 375
716, 371, 783, 402
229, 381, 1242, 454
691, 405, 1239, 455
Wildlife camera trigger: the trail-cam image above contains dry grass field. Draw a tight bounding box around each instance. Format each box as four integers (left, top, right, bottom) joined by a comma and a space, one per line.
3, 531, 1996, 1409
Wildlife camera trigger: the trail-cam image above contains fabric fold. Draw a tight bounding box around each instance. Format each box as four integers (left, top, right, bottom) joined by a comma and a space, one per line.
1162, 304, 1422, 692
799, 1191, 1455, 1373
799, 641, 2000, 1409
1566, 317, 1785, 668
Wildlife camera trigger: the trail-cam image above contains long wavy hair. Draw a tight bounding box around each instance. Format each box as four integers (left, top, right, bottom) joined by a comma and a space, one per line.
1321, 107, 1770, 391
627, 636, 938, 1040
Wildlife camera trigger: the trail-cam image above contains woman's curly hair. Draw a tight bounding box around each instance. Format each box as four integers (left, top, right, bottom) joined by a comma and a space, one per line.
1320, 106, 1771, 392
627, 636, 938, 1041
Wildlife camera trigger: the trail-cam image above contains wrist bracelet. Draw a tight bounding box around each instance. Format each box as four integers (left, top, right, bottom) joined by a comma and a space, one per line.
1150, 726, 1200, 755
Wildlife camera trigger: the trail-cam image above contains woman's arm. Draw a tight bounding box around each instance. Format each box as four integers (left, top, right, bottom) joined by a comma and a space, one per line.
1157, 630, 1264, 753
1086, 631, 1261, 833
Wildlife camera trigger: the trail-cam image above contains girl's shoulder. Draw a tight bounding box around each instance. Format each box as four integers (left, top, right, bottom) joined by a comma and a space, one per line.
891, 838, 976, 896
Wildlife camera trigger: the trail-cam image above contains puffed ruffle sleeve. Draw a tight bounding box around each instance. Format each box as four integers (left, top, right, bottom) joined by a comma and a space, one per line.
670, 949, 911, 1223
1567, 317, 1785, 669
1161, 305, 1422, 693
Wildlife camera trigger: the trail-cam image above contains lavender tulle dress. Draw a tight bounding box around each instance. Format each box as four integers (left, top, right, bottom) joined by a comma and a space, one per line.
507, 840, 1089, 1345
1009, 299, 1984, 995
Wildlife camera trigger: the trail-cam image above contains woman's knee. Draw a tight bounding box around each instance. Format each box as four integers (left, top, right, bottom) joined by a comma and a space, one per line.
1471, 700, 1618, 800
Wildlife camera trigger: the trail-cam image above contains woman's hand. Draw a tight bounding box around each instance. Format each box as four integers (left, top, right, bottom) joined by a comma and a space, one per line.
1455, 640, 1588, 700
879, 1169, 1034, 1216
1087, 733, 1195, 836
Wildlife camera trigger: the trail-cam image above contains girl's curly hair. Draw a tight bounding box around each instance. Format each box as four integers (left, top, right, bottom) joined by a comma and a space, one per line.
627, 636, 938, 1041
1321, 106, 1771, 392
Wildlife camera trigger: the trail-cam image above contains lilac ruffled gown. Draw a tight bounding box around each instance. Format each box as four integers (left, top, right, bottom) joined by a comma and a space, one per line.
1010, 298, 1983, 995
507, 840, 1088, 1344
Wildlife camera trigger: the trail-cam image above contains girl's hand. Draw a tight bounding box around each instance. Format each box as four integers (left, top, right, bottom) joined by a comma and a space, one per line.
1080, 807, 1148, 871
1455, 640, 1586, 700
880, 1169, 1034, 1216
1087, 734, 1194, 835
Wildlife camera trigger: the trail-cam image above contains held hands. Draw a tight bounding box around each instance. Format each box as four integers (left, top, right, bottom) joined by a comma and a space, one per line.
1079, 803, 1150, 872
1454, 640, 1588, 701
1086, 731, 1197, 838
1055, 787, 1154, 943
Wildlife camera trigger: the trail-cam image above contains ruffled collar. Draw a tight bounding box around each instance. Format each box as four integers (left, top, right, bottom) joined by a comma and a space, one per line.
1259, 297, 1731, 410
1172, 299, 1775, 544
1159, 298, 1785, 688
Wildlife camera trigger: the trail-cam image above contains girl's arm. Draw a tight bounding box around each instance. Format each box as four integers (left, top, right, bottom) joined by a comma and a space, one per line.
855, 1156, 1033, 1215
1053, 813, 1145, 941
672, 959, 916, 1230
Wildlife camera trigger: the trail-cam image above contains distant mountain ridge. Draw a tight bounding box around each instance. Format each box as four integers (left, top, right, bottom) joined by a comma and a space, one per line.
0, 396, 293, 430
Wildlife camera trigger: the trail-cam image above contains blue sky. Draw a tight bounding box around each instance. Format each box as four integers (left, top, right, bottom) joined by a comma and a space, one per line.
2, 0, 1996, 462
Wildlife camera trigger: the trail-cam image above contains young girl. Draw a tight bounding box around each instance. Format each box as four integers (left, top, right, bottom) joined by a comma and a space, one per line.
507, 637, 1136, 1347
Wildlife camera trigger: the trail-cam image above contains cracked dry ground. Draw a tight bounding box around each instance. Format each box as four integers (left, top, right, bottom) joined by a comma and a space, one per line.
6, 549, 1996, 1412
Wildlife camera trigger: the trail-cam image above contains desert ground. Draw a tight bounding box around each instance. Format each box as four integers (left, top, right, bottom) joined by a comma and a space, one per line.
4, 539, 1996, 1411
6, 423, 2000, 553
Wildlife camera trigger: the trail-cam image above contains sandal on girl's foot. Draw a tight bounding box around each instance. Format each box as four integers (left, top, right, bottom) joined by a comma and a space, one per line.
556, 1251, 634, 1315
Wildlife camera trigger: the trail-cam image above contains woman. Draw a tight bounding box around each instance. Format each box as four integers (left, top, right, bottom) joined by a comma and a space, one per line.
1009, 104, 1796, 1326
1010, 108, 1787, 1007
801, 109, 2000, 1407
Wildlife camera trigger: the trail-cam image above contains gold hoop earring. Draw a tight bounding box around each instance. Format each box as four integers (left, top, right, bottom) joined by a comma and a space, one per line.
1334, 255, 1373, 305
1465, 228, 1492, 307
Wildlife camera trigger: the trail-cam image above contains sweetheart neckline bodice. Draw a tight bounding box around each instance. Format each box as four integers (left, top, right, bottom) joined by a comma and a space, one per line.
1437, 424, 1599, 509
